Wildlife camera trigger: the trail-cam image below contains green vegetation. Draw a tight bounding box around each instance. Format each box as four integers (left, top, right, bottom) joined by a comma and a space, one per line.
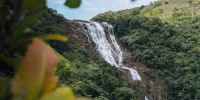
30, 8, 70, 53
0, 0, 139, 99
144, 7, 163, 17
30, 9, 136, 99
93, 0, 200, 99
57, 49, 136, 99
1, 0, 200, 99
95, 0, 200, 23
0, 0, 80, 99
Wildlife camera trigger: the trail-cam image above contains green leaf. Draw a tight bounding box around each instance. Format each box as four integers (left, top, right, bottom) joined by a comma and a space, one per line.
39, 34, 68, 42
65, 0, 81, 8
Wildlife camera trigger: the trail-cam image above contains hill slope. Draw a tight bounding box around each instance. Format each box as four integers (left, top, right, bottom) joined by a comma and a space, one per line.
94, 0, 200, 23
93, 0, 200, 99
30, 9, 154, 100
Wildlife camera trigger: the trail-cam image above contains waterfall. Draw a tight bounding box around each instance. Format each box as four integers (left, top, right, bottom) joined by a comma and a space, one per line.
83, 21, 141, 80
82, 21, 147, 99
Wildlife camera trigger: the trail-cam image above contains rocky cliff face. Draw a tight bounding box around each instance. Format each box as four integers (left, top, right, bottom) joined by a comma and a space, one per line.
63, 20, 164, 100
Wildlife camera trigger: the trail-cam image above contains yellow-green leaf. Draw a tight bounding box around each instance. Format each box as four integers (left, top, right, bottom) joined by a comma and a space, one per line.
65, 0, 81, 8
12, 38, 58, 100
40, 40, 58, 94
40, 34, 68, 42
39, 87, 75, 100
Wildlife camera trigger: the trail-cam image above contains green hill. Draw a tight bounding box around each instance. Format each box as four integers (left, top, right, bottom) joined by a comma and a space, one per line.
93, 0, 200, 99
94, 0, 200, 23
30, 9, 138, 100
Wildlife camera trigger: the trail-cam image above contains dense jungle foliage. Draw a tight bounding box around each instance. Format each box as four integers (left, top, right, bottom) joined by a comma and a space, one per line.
30, 9, 137, 100
93, 0, 200, 99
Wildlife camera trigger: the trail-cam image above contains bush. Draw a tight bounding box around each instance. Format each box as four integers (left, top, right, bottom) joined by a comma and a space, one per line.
111, 87, 136, 100
56, 48, 136, 99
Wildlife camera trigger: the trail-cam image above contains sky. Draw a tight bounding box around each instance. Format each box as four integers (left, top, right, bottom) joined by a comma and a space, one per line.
47, 0, 156, 20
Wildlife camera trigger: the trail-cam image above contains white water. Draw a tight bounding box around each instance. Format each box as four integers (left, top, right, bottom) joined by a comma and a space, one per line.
83, 21, 141, 80
82, 21, 150, 99
145, 96, 149, 100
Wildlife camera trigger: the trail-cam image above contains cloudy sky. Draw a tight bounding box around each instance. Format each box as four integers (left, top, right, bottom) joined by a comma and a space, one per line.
47, 0, 156, 20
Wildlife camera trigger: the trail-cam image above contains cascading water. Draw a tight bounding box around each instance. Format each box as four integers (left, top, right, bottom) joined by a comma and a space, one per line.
82, 21, 147, 99
83, 21, 141, 80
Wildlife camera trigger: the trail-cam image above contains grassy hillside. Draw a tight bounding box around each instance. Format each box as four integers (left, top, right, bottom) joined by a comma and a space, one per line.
93, 0, 200, 99
94, 0, 200, 23
142, 0, 200, 18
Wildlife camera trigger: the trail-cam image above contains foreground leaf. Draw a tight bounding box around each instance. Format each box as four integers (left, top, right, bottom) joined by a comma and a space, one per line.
40, 39, 58, 95
40, 34, 68, 42
12, 38, 58, 100
39, 87, 75, 100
